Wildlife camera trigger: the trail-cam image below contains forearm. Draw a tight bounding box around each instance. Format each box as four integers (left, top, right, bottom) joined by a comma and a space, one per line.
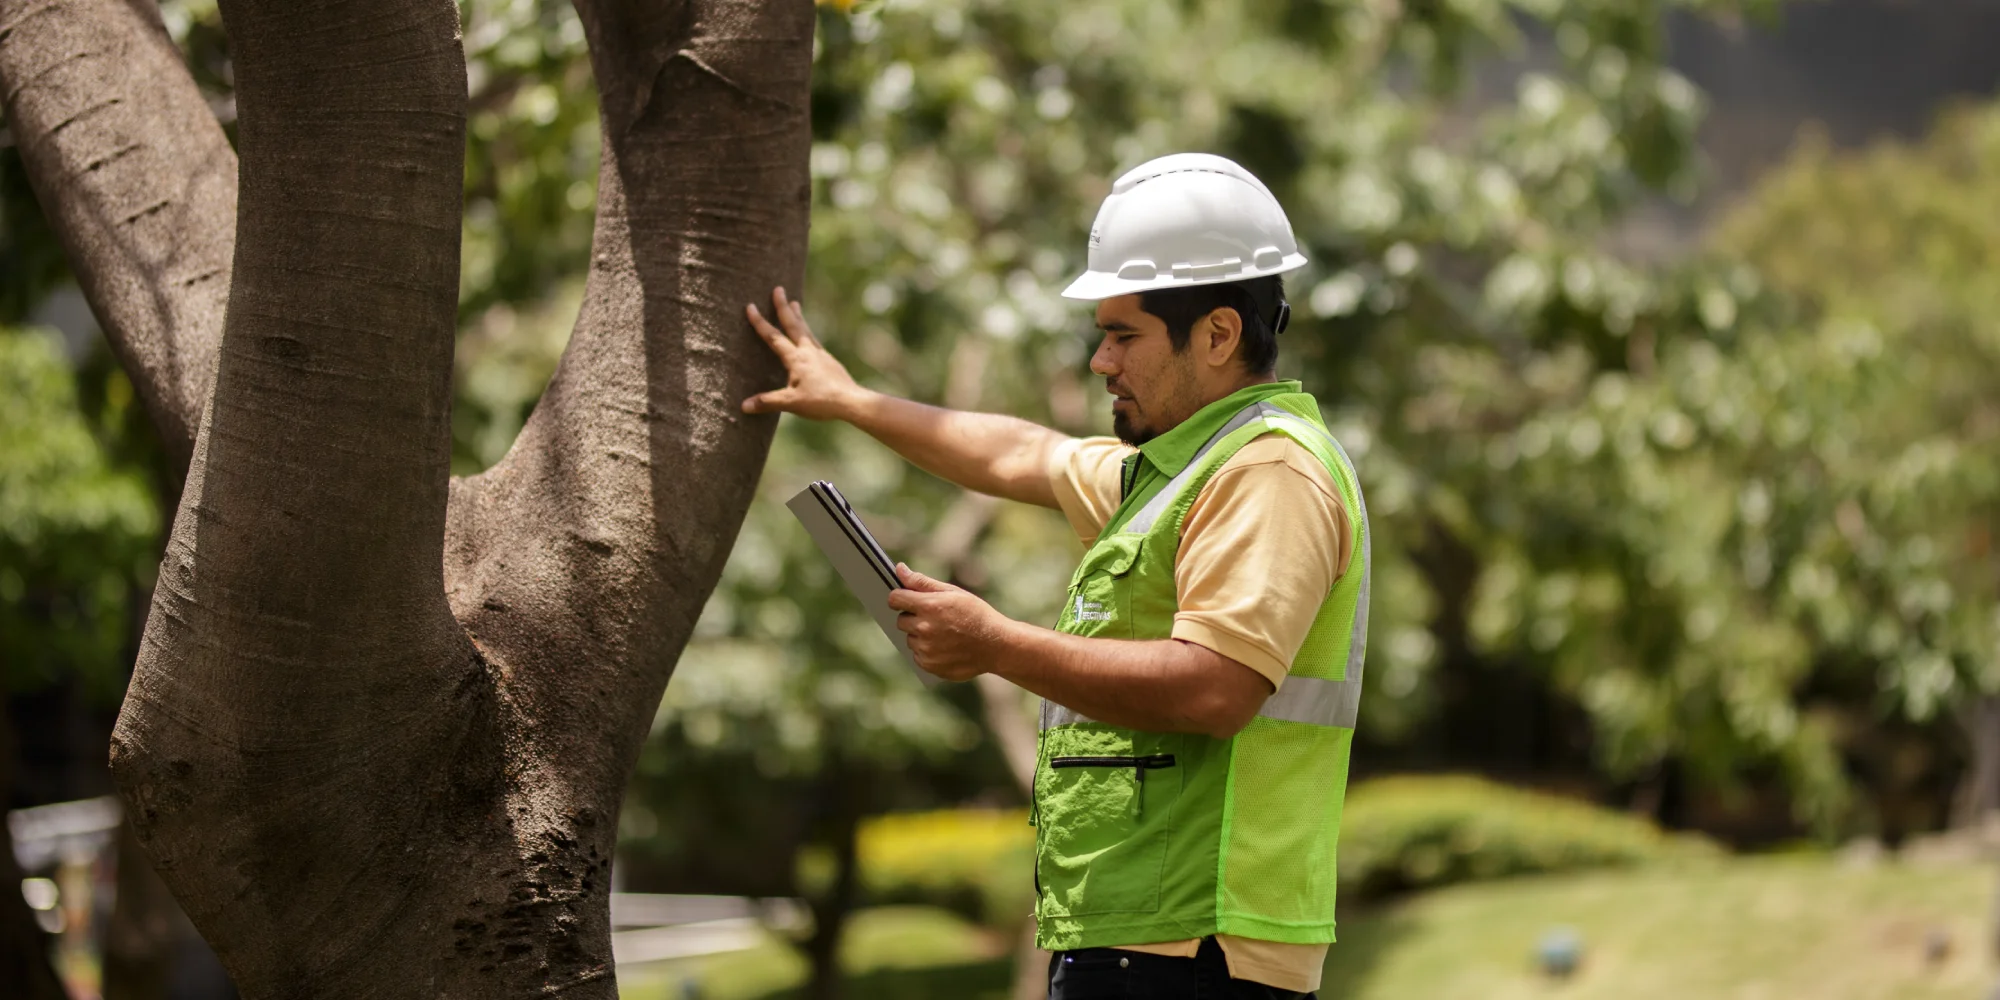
841, 388, 1067, 508
987, 621, 1267, 739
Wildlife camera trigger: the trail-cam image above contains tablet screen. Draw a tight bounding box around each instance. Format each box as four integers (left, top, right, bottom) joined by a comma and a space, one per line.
809, 481, 898, 589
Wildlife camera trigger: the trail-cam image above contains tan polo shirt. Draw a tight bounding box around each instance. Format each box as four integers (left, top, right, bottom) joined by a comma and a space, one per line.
1046, 433, 1354, 993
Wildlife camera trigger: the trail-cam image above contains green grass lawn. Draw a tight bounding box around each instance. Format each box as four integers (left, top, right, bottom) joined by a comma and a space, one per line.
1324, 854, 1995, 1000
621, 856, 1998, 999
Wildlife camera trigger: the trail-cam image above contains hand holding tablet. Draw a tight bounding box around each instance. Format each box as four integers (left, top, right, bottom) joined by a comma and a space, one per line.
785, 480, 940, 688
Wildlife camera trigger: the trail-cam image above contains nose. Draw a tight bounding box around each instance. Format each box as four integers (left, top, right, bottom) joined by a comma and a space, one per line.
1089, 335, 1116, 377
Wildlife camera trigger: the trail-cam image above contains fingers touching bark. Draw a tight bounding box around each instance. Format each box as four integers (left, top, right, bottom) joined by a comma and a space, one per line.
445, 0, 814, 790
0, 0, 235, 474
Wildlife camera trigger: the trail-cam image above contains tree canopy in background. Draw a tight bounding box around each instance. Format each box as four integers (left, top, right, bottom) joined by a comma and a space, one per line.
0, 331, 157, 699
4, 0, 1997, 894
756, 0, 1837, 835
601, 0, 1996, 845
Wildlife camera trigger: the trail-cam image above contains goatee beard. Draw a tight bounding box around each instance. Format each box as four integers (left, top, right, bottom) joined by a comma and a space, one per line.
1113, 411, 1157, 446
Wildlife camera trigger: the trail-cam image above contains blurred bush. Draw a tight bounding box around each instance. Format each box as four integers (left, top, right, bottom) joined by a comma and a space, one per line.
1337, 775, 1718, 899
853, 776, 1717, 924
856, 808, 1034, 929
0, 328, 160, 697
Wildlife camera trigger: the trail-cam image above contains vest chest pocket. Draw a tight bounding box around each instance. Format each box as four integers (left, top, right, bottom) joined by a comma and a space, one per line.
1035, 731, 1183, 917
1058, 534, 1141, 639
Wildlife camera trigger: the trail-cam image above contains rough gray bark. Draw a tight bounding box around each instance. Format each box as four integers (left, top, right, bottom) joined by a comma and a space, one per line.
0, 0, 235, 479
0, 0, 812, 995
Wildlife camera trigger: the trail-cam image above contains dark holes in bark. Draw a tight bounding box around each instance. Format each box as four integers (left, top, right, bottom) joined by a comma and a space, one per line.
257, 334, 308, 361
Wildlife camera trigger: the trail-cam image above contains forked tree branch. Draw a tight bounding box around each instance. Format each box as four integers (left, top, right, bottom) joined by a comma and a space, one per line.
443, 0, 812, 807
15, 0, 812, 992
0, 0, 235, 474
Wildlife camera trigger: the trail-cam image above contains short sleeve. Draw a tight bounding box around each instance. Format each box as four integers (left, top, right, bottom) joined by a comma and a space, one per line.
1047, 436, 1137, 546
1169, 436, 1352, 690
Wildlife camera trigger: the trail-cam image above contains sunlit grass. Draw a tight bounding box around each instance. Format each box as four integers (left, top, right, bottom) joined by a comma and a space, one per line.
1323, 854, 1995, 1000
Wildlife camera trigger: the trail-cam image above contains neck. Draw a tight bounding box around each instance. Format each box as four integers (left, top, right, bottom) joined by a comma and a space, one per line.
1198, 371, 1279, 408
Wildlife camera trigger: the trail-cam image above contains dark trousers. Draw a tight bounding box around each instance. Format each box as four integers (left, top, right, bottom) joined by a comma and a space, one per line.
1047, 936, 1318, 1000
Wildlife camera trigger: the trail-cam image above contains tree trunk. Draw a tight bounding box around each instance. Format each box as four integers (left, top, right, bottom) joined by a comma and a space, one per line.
1005, 919, 1048, 1000
101, 816, 181, 1000
1954, 693, 2000, 828
0, 703, 68, 1000
974, 678, 1049, 1000
0, 0, 236, 481
103, 456, 198, 1000
802, 767, 864, 1000
927, 489, 1045, 1000
1, 0, 814, 996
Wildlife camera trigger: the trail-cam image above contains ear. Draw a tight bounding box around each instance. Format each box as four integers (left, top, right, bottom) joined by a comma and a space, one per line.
1203, 306, 1244, 370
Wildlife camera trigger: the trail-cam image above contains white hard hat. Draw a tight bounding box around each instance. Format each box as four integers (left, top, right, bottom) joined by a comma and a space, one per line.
1061, 152, 1308, 302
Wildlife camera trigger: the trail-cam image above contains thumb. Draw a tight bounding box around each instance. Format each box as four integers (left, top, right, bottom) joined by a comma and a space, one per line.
742, 389, 793, 414
896, 563, 957, 593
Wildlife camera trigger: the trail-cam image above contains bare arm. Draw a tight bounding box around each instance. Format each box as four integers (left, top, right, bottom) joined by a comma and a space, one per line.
741, 288, 1068, 508
889, 566, 1274, 740
992, 628, 1272, 739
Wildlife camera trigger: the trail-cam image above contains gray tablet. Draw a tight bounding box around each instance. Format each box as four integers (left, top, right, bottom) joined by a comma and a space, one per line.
786, 480, 938, 688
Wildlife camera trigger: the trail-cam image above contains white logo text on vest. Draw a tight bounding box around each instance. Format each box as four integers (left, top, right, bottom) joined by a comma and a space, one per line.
1074, 596, 1112, 622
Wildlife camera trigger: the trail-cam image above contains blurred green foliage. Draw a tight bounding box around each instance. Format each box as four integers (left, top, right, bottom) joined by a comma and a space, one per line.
842, 776, 1713, 928
0, 0, 1990, 884
771, 0, 1843, 834
0, 152, 68, 325
1715, 113, 2000, 727
852, 808, 1033, 928
0, 330, 159, 697
429, 0, 1962, 851
140, 0, 1833, 841
1335, 774, 1716, 897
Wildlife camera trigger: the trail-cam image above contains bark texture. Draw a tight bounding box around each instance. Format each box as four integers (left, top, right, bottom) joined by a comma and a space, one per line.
0, 0, 235, 476
0, 0, 812, 995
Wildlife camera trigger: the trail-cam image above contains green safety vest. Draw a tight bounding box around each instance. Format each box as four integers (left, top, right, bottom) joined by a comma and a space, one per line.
1033, 380, 1370, 950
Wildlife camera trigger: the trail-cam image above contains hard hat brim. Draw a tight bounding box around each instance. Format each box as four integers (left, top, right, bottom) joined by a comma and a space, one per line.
1059, 254, 1308, 302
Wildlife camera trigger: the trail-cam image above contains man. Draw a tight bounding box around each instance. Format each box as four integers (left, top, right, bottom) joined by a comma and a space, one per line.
742, 153, 1367, 999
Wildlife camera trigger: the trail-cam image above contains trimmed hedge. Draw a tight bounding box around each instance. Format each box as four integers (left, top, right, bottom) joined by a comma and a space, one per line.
854, 775, 1717, 925
857, 808, 1035, 928
1336, 775, 1718, 899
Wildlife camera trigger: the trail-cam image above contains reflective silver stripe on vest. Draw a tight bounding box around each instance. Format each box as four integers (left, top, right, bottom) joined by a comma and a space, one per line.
1250, 403, 1370, 729
1257, 674, 1363, 728
1040, 700, 1096, 730
1120, 402, 1272, 535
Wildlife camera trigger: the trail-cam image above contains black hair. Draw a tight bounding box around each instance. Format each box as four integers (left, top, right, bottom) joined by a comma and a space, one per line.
1137, 275, 1288, 375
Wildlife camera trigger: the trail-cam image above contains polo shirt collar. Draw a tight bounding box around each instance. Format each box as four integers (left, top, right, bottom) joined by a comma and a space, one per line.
1136, 380, 1302, 478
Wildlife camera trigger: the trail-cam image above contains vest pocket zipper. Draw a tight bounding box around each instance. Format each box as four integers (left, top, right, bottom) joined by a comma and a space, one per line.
1049, 754, 1177, 816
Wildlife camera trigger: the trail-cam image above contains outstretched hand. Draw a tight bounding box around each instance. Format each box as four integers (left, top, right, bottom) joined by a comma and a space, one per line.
888, 564, 1011, 682
741, 286, 865, 420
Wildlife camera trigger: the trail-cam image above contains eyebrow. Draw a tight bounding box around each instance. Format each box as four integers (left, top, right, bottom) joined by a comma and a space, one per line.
1097, 319, 1139, 333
